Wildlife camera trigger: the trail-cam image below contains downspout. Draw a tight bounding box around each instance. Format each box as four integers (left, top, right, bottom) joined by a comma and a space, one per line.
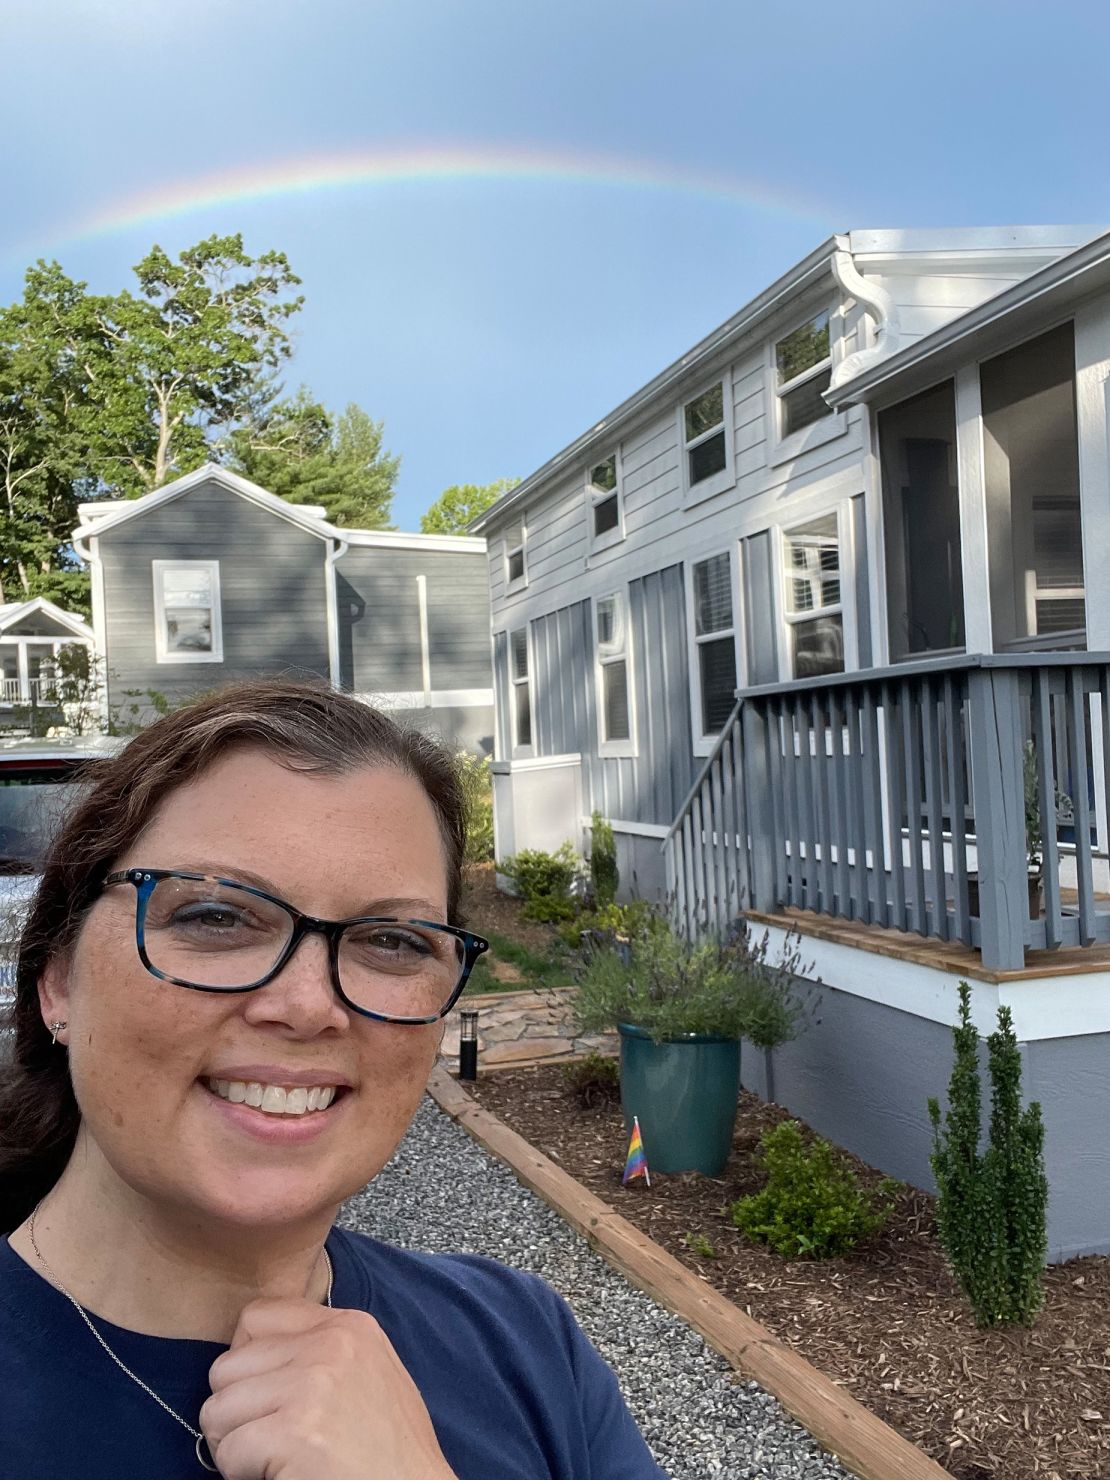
71, 533, 110, 730
828, 249, 901, 393
325, 536, 350, 689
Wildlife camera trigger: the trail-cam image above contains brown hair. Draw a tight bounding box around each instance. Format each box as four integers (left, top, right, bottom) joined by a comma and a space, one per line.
0, 678, 468, 1233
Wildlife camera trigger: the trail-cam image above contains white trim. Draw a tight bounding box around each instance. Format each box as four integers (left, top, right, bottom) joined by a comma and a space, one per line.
508, 624, 533, 757
507, 751, 582, 773
0, 597, 94, 643
341, 528, 486, 553
679, 370, 735, 507
767, 303, 842, 465
504, 515, 528, 595
351, 688, 494, 710
593, 590, 637, 758
416, 574, 432, 702
580, 815, 670, 839
151, 560, 224, 664
324, 537, 348, 687
775, 507, 853, 682
685, 548, 742, 757
757, 922, 1110, 1042
88, 536, 110, 728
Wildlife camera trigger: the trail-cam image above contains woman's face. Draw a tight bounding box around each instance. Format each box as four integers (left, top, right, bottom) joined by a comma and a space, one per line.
40, 749, 452, 1232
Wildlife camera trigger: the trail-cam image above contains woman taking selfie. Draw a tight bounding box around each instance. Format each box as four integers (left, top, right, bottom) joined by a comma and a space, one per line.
0, 680, 665, 1478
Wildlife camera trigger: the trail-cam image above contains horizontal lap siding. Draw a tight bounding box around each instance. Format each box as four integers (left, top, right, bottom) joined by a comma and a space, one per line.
339, 547, 491, 693
98, 482, 329, 708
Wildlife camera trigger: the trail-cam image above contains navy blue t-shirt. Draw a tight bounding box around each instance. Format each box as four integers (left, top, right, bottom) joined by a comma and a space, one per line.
0, 1226, 667, 1479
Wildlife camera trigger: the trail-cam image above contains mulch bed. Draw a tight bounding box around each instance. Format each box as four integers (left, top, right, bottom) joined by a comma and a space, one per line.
460, 861, 561, 954
469, 1064, 1110, 1480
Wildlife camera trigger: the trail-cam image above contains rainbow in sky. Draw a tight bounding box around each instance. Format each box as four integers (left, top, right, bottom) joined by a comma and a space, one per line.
36, 142, 833, 256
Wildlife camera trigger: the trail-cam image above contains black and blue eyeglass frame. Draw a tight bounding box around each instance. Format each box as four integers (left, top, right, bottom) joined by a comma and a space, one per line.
102, 867, 490, 1026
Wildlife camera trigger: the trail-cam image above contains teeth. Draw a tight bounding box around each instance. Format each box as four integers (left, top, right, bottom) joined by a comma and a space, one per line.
207, 1078, 340, 1116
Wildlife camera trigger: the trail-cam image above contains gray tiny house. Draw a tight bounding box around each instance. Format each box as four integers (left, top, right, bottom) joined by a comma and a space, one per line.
476, 225, 1110, 1260
71, 465, 493, 754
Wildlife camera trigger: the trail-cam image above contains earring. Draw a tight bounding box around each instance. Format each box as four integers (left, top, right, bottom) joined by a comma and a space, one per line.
49, 1021, 67, 1045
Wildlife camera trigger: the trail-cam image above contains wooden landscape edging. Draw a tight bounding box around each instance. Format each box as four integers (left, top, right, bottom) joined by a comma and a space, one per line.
427, 1066, 949, 1480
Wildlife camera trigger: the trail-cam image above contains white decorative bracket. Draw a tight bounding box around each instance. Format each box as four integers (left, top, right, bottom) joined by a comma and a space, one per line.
828, 250, 901, 392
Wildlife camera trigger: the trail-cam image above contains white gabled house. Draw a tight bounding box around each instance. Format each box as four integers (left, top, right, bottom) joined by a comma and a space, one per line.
0, 598, 96, 717
475, 225, 1110, 1260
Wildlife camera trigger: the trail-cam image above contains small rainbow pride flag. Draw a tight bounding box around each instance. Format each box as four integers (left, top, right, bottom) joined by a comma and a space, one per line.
622, 1116, 650, 1187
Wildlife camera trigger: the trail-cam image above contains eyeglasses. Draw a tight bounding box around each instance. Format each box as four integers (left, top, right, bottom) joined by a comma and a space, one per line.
102, 868, 489, 1026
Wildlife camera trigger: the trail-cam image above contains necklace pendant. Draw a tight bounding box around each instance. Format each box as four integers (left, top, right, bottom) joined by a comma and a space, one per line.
195, 1433, 219, 1472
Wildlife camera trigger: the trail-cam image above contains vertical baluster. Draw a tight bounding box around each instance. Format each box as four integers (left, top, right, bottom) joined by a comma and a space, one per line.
782, 698, 803, 909
847, 690, 869, 922
944, 674, 971, 945
921, 677, 947, 939
699, 765, 719, 936
766, 701, 787, 905
710, 754, 728, 936
690, 792, 709, 937
720, 727, 742, 920
1033, 669, 1061, 949
829, 688, 851, 918
811, 694, 833, 914
681, 812, 696, 939
795, 696, 817, 911
742, 701, 776, 914
862, 685, 889, 926
1066, 667, 1095, 945
901, 680, 927, 936
882, 682, 907, 931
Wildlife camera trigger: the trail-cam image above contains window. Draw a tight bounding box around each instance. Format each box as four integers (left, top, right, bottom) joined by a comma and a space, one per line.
152, 561, 222, 663
595, 592, 634, 753
509, 627, 531, 749
588, 452, 622, 546
783, 515, 843, 678
878, 380, 965, 661
775, 310, 832, 439
981, 323, 1084, 648
681, 379, 732, 500
504, 517, 526, 588
691, 553, 738, 740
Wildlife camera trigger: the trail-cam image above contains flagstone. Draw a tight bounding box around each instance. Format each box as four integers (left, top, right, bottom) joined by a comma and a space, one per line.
479, 1037, 575, 1066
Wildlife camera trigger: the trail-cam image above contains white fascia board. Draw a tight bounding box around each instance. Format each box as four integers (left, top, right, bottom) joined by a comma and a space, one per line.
831, 228, 1110, 408
757, 922, 1110, 1042
0, 596, 94, 642
69, 464, 333, 546
470, 235, 846, 536
340, 529, 487, 554
847, 223, 1107, 261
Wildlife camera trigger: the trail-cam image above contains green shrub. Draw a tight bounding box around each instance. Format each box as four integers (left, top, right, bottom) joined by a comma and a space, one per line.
502, 842, 582, 922
561, 1052, 620, 1108
589, 811, 619, 908
731, 1121, 898, 1259
456, 751, 494, 863
928, 982, 1048, 1327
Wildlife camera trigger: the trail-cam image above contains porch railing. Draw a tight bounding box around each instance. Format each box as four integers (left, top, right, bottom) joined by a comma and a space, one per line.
0, 677, 60, 705
664, 653, 1110, 971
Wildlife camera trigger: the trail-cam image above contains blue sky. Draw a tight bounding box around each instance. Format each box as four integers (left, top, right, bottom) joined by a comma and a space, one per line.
3, 0, 1108, 528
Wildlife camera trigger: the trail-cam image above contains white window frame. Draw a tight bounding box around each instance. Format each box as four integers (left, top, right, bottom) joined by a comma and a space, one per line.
503, 516, 527, 593
593, 591, 637, 758
685, 548, 743, 756
152, 559, 223, 664
768, 305, 846, 467
775, 506, 857, 682
586, 448, 624, 554
679, 371, 734, 506
508, 624, 534, 757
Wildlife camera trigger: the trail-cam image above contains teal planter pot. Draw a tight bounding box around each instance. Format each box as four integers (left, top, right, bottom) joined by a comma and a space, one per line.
618, 1024, 741, 1176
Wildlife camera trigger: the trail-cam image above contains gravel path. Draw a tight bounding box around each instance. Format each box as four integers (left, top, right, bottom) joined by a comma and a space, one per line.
340, 1096, 852, 1480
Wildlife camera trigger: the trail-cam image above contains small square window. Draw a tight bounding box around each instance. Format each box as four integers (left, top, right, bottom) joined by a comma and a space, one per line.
152, 561, 223, 664
690, 553, 737, 742
775, 311, 833, 440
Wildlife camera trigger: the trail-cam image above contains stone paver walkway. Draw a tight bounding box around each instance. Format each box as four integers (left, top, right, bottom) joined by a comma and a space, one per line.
440, 986, 616, 1072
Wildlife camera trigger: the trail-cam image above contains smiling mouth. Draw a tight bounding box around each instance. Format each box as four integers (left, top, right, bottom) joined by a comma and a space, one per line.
205, 1078, 345, 1117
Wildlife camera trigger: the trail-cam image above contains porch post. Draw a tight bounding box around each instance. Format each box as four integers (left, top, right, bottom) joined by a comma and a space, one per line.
966, 666, 1028, 970
16, 642, 29, 702
741, 700, 776, 914
954, 364, 993, 654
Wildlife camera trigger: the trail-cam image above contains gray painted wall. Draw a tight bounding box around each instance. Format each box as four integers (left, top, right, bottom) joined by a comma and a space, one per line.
97, 480, 330, 709
337, 547, 490, 695
742, 984, 1110, 1262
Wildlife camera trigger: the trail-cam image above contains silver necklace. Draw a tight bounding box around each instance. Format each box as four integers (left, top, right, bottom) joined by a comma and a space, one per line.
27, 1201, 334, 1474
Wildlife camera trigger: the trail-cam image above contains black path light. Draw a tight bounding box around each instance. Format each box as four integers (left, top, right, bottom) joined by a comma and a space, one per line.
458, 1008, 479, 1082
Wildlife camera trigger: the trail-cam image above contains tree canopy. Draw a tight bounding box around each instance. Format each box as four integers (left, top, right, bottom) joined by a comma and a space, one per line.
227, 390, 398, 528
0, 232, 400, 610
420, 477, 519, 536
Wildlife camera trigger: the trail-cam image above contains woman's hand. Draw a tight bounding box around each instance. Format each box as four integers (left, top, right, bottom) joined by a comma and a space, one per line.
200, 1298, 459, 1480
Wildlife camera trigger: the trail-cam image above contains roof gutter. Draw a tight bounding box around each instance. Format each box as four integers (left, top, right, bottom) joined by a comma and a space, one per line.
470, 233, 846, 533
829, 226, 1110, 407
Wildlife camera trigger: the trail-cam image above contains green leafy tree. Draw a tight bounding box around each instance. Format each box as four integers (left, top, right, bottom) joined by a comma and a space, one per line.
228, 391, 398, 528
420, 477, 518, 535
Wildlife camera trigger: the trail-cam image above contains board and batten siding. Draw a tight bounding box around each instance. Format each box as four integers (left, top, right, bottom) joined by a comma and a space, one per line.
97, 480, 330, 708
337, 546, 490, 695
